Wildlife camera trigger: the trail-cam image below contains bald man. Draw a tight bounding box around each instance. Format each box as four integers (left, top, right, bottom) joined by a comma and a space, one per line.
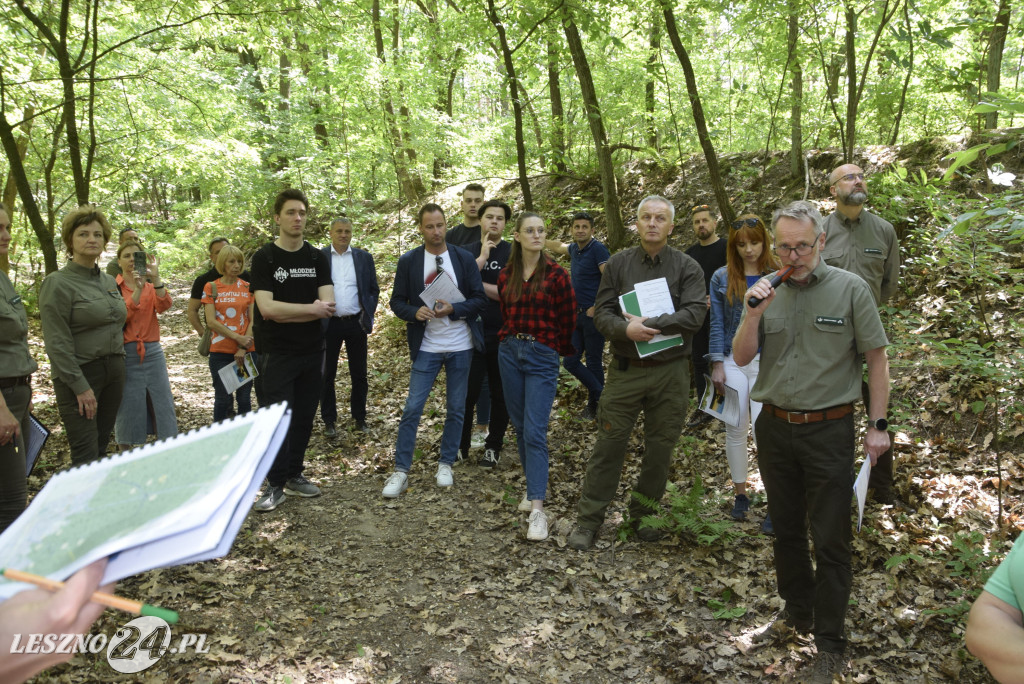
822, 163, 900, 506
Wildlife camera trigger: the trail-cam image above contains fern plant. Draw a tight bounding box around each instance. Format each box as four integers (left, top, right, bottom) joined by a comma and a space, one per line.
632, 477, 740, 546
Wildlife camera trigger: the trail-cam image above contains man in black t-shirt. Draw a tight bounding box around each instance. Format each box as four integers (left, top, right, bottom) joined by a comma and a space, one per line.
251, 189, 335, 512
684, 204, 728, 428
460, 199, 512, 467
444, 183, 485, 247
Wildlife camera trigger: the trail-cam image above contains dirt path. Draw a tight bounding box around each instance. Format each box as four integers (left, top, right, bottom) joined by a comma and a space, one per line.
25, 277, 991, 683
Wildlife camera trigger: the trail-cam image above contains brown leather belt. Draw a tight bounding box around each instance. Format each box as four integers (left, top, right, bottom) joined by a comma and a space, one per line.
0, 375, 31, 390
764, 403, 853, 424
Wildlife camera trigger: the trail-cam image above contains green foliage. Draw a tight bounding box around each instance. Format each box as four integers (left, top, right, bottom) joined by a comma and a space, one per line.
632, 477, 740, 547
705, 588, 746, 620
924, 531, 1004, 632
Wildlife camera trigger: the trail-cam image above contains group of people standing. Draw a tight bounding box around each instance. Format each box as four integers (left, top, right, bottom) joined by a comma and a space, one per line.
1, 165, 905, 681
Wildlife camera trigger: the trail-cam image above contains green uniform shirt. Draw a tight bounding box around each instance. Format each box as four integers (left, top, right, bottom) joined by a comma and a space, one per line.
39, 261, 127, 395
749, 261, 888, 411
984, 535, 1024, 611
0, 270, 38, 378
593, 244, 707, 362
821, 209, 899, 305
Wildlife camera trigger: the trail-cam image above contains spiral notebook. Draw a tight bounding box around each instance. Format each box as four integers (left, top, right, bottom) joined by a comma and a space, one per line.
25, 413, 50, 476
0, 402, 291, 601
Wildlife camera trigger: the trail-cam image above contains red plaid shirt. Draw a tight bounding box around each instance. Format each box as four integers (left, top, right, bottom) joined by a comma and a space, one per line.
497, 259, 577, 355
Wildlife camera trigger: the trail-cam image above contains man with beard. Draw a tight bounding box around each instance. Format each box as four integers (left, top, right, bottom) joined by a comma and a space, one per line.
684, 204, 727, 428
823, 163, 900, 505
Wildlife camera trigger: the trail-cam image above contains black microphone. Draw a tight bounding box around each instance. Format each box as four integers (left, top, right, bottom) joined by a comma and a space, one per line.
748, 265, 795, 308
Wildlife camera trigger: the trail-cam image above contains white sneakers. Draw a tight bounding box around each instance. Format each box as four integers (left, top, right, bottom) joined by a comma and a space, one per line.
518, 495, 532, 512
436, 463, 453, 487
382, 472, 408, 498
527, 509, 549, 541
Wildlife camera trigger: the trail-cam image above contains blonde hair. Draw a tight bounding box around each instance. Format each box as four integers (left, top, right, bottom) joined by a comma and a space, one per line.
216, 245, 245, 275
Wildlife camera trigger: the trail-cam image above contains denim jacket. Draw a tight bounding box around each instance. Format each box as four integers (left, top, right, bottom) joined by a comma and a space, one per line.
707, 266, 745, 363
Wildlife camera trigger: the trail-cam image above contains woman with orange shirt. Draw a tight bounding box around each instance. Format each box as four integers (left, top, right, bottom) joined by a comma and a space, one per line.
113, 241, 178, 448
202, 245, 255, 422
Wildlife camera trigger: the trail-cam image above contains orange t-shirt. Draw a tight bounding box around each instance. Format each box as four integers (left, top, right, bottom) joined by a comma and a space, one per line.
202, 278, 255, 354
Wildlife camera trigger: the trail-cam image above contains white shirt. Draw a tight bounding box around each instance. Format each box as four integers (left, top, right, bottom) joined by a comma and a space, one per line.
330, 245, 361, 317
420, 249, 472, 353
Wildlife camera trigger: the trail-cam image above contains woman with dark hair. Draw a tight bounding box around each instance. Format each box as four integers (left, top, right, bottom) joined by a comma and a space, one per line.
497, 212, 576, 542
39, 206, 127, 466
202, 244, 255, 422
113, 241, 178, 449
708, 213, 780, 530
0, 202, 37, 532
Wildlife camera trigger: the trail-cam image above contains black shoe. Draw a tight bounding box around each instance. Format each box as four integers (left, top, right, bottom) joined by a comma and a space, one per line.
581, 404, 597, 421
568, 526, 596, 550
761, 513, 775, 536
479, 448, 500, 468
324, 424, 337, 438
354, 420, 368, 433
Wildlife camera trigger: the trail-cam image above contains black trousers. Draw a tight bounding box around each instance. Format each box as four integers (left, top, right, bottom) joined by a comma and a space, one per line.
460, 337, 509, 457
258, 350, 323, 487
862, 379, 895, 497
320, 316, 369, 425
756, 410, 855, 655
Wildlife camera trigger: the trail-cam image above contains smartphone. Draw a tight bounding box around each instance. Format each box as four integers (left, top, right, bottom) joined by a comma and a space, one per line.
133, 251, 147, 274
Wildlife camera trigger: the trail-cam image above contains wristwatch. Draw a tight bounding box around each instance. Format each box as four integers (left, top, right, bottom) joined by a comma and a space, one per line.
869, 418, 888, 431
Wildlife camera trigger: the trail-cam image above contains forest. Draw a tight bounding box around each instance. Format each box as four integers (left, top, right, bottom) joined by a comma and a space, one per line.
3, 0, 1024, 682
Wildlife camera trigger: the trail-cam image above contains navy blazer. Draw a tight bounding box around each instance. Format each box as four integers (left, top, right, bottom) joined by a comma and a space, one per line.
321, 245, 381, 334
389, 244, 486, 360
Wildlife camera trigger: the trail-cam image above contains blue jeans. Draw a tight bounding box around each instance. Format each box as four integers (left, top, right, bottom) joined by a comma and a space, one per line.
395, 349, 472, 472
209, 352, 254, 422
562, 313, 604, 405
499, 337, 560, 501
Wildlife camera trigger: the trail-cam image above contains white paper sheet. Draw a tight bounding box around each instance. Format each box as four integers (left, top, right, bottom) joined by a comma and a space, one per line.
853, 457, 872, 532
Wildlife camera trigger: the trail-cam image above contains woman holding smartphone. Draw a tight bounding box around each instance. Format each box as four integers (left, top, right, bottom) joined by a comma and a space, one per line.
497, 212, 576, 542
39, 206, 127, 466
113, 241, 178, 449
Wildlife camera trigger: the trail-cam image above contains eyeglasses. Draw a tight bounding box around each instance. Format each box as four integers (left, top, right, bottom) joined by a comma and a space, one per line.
691, 204, 711, 213
773, 243, 816, 257
836, 173, 865, 183
732, 218, 760, 230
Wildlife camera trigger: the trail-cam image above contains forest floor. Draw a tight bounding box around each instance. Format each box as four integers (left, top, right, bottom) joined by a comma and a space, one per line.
23, 142, 1024, 683
22, 275, 1007, 684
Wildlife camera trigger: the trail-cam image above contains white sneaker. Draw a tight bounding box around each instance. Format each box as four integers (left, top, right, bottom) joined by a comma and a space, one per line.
527, 509, 549, 541
518, 495, 532, 512
436, 463, 454, 487
382, 472, 408, 498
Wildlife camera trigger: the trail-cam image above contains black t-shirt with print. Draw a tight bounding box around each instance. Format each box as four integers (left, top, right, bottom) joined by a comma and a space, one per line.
250, 242, 332, 354
467, 240, 511, 335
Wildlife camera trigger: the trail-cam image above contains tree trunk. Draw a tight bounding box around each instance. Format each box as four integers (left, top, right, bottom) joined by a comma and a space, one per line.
788, 4, 803, 178
984, 0, 1012, 128
646, 12, 660, 152
0, 113, 58, 273
547, 37, 567, 174
844, 6, 857, 162
562, 10, 626, 249
372, 0, 423, 203
661, 2, 734, 225
486, 0, 533, 210
889, 1, 913, 145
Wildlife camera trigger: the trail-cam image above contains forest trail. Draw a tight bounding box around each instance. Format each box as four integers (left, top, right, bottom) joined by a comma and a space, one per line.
22, 258, 1001, 682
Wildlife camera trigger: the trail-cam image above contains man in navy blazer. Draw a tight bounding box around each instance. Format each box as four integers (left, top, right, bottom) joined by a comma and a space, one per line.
383, 203, 486, 498
321, 218, 380, 436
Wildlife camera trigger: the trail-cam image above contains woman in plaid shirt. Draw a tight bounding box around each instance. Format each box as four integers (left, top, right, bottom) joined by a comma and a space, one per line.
497, 212, 577, 542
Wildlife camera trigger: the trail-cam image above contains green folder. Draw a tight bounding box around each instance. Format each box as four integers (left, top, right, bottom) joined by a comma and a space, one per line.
618, 289, 684, 358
